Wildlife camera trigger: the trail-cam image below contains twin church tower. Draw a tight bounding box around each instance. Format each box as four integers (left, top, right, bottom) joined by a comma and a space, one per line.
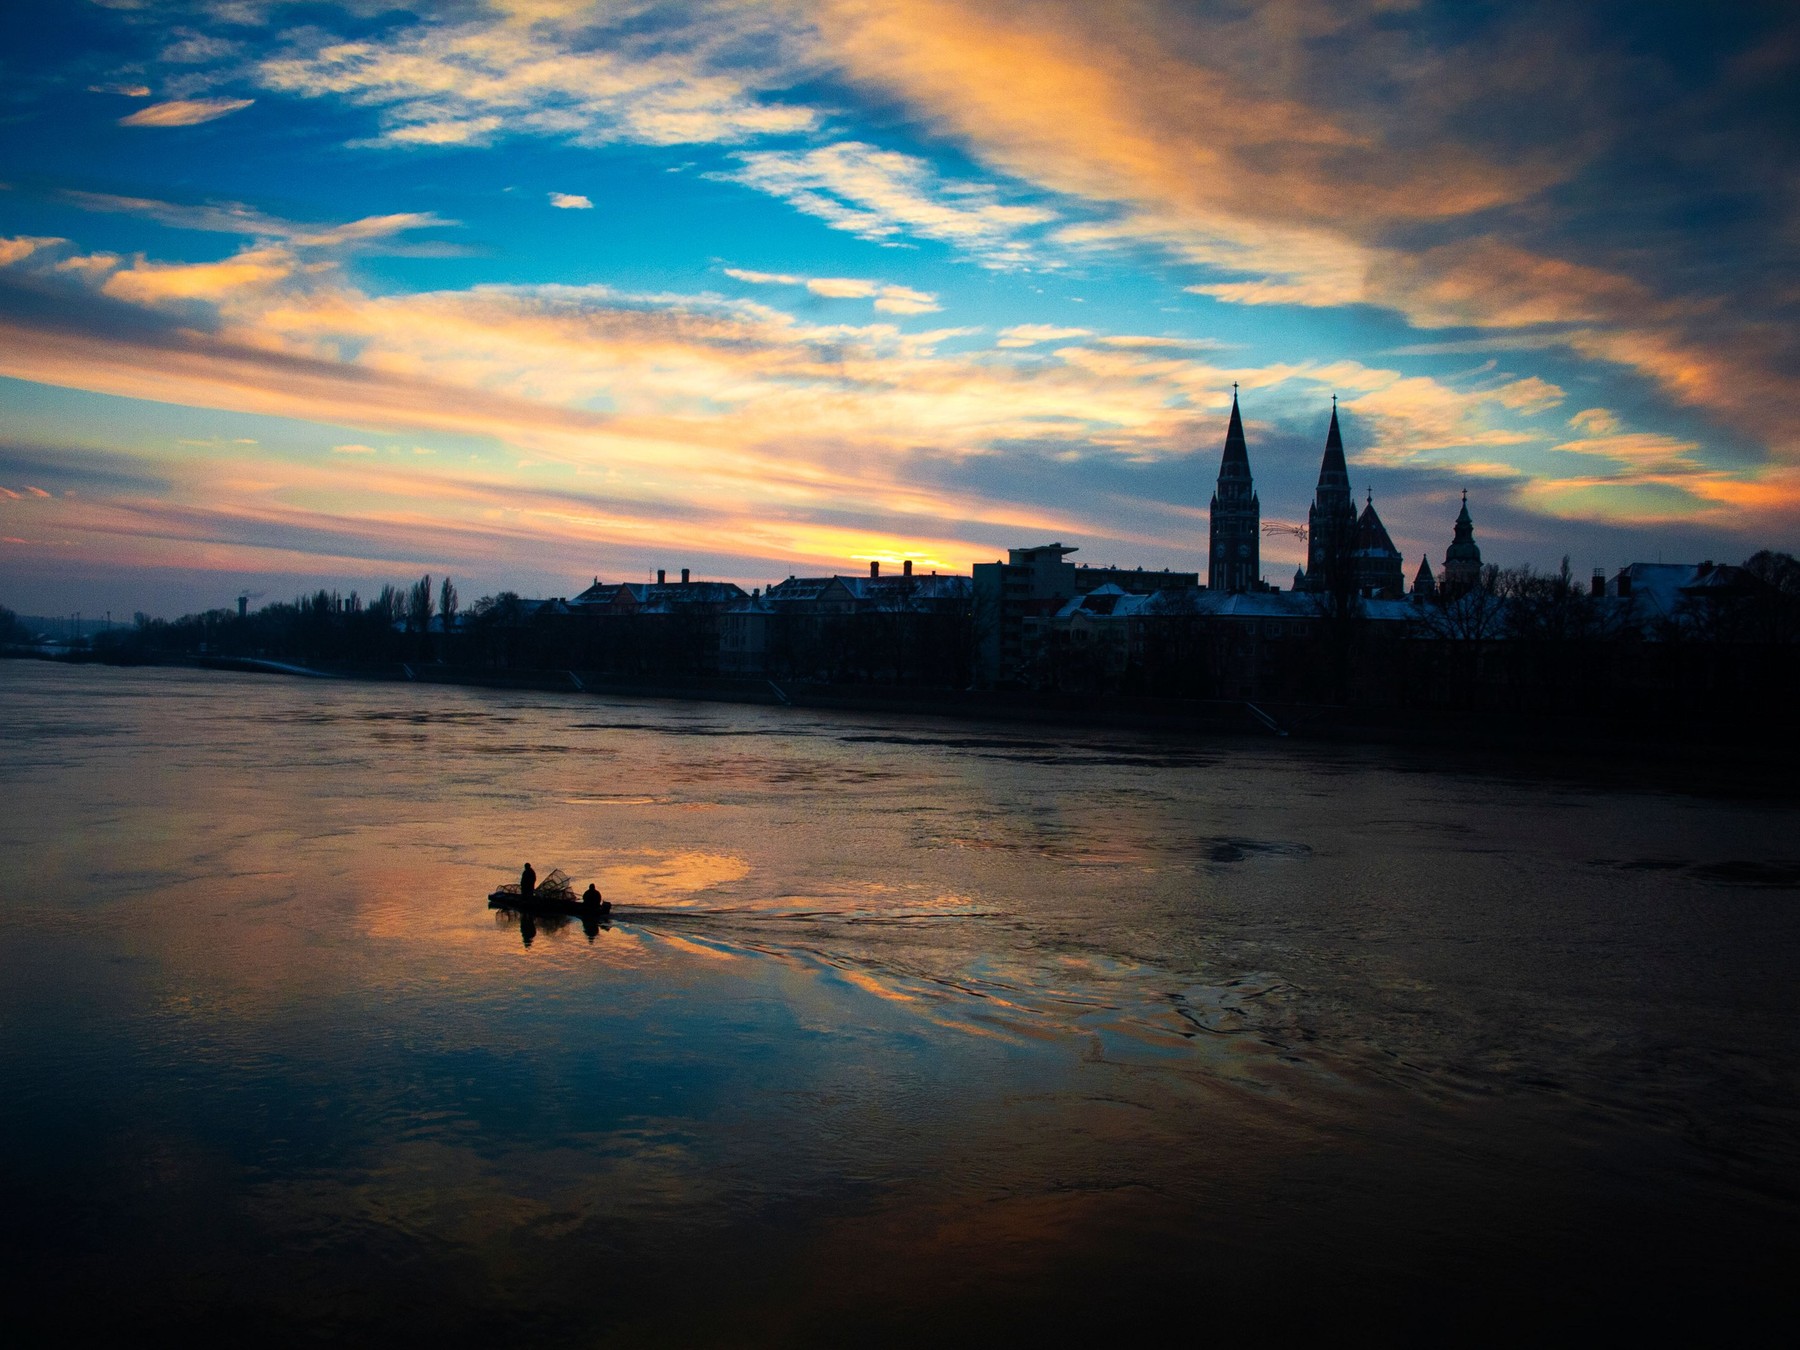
1206, 388, 1478, 600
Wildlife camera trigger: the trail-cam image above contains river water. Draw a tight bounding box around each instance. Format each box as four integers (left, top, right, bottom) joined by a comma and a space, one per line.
1, 661, 1796, 1342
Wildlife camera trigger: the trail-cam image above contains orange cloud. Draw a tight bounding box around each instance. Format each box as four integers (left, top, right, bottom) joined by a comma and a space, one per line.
798, 1, 1797, 470
0, 236, 66, 267
1, 218, 1772, 585
806, 0, 1553, 293
1569, 408, 1620, 436
101, 245, 296, 304
120, 98, 254, 127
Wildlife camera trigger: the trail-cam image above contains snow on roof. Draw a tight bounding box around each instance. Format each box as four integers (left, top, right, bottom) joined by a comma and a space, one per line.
1051, 586, 1419, 623
1615, 563, 1695, 620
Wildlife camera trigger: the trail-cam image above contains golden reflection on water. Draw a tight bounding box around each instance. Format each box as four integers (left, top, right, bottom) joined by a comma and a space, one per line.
597, 849, 753, 904
6, 663, 1800, 1338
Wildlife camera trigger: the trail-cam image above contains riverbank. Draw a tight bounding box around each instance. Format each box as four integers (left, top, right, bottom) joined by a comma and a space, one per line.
5, 645, 1790, 787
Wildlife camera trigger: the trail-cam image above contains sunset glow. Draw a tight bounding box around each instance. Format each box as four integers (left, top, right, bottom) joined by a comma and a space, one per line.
3, 1, 1795, 615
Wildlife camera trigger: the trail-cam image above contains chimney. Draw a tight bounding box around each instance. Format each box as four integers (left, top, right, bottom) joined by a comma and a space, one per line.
237, 595, 247, 619
657, 569, 665, 585
1591, 569, 1605, 597
903, 559, 912, 577
681, 568, 690, 585
1617, 571, 1631, 598
870, 560, 880, 578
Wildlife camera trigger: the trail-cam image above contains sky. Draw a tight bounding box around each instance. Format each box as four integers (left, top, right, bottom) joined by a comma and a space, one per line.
2, 0, 1797, 618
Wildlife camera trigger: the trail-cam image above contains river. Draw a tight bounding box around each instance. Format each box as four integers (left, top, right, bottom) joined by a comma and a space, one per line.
1, 660, 1795, 1342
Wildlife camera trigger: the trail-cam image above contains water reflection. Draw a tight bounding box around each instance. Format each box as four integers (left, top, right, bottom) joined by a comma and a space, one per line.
2, 661, 1797, 1340
493, 905, 614, 945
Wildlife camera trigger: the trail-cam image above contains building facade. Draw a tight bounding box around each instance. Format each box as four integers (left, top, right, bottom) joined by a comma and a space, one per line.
973, 543, 1197, 686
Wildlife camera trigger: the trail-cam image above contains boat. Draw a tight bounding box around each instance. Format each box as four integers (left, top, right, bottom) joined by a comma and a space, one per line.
487, 890, 611, 918
488, 868, 611, 918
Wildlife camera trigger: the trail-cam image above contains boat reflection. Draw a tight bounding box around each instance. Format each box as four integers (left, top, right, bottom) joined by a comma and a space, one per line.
491, 904, 612, 945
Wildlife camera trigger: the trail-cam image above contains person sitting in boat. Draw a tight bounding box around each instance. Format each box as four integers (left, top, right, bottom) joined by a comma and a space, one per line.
520, 861, 537, 902
581, 884, 612, 918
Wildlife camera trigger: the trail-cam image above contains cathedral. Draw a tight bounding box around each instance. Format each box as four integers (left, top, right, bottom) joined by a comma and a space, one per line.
1205, 393, 1474, 602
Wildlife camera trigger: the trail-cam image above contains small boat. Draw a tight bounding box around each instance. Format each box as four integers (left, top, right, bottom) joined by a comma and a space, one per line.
488, 868, 611, 918
487, 890, 610, 918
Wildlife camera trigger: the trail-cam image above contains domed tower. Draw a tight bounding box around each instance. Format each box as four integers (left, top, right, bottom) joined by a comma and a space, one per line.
1303, 398, 1358, 594
1208, 385, 1260, 592
1441, 491, 1482, 598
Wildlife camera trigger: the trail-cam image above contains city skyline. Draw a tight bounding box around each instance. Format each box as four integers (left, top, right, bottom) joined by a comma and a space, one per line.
3, 1, 1796, 618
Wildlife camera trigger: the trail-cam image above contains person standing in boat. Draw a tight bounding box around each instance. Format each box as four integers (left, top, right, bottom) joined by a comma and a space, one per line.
520, 861, 536, 902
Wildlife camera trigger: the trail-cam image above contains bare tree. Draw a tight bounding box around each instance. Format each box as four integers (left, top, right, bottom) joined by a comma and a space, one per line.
1419, 563, 1506, 642
373, 584, 402, 626
439, 576, 459, 635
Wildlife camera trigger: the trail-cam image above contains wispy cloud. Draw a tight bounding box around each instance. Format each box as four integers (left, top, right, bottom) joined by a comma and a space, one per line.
1568, 408, 1620, 436
60, 191, 459, 253
997, 324, 1091, 348
161, 30, 243, 65
259, 12, 815, 150
723, 267, 940, 314
1550, 432, 1705, 475
548, 192, 593, 210
120, 97, 254, 127
722, 143, 1054, 268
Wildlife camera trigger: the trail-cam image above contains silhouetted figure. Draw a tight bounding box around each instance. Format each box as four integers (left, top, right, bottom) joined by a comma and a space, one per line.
581, 883, 612, 921
520, 862, 536, 902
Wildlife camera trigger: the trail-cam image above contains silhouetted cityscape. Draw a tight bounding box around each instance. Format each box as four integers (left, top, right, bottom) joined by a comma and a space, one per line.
10, 395, 1795, 744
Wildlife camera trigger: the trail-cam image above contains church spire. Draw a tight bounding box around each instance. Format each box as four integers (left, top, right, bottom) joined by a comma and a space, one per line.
1318, 398, 1349, 495
1208, 384, 1259, 593
1302, 398, 1358, 594
1218, 383, 1249, 480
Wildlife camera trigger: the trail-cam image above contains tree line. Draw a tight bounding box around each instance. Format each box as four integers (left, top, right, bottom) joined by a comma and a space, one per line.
9, 551, 1798, 733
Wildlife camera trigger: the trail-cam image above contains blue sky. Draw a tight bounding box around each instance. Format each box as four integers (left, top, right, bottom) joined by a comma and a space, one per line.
2, 0, 1796, 616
